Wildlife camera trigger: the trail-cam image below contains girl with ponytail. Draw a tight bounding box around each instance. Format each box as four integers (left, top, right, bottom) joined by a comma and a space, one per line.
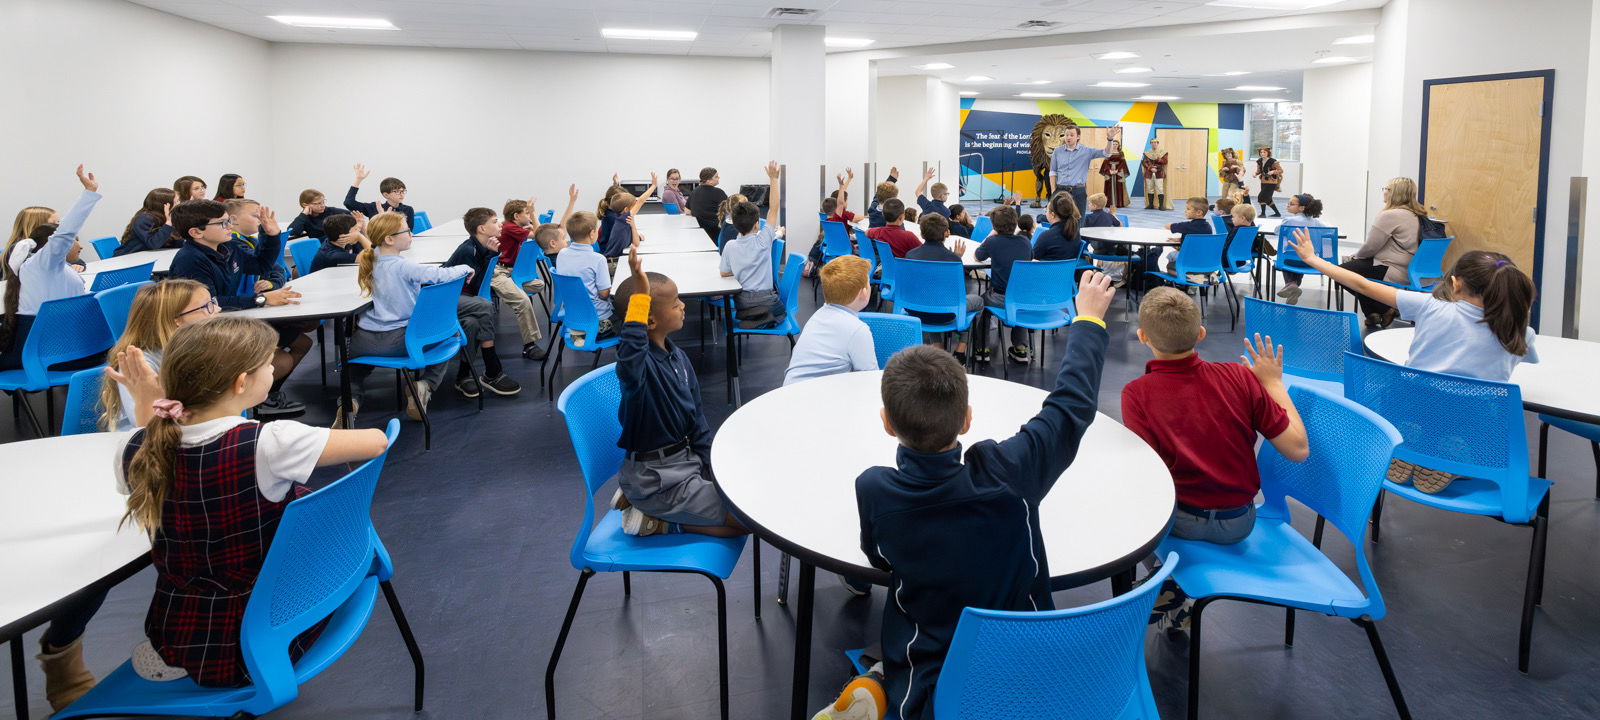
109, 315, 387, 686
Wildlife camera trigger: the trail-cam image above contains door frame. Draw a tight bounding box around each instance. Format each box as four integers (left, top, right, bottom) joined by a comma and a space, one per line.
1154, 127, 1209, 202
1418, 69, 1554, 323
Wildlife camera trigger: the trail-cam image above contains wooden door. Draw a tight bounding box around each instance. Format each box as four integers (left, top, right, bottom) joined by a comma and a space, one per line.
1078, 126, 1109, 202
1155, 128, 1208, 203
1421, 73, 1548, 273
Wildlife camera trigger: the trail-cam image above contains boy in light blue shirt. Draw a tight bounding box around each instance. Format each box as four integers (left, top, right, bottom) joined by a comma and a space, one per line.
719, 161, 785, 329
783, 255, 877, 386
553, 210, 615, 346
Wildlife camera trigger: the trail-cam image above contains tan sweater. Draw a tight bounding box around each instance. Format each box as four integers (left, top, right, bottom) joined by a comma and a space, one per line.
1356, 208, 1421, 283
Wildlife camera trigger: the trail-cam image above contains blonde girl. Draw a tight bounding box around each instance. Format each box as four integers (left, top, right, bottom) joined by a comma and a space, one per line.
100, 279, 217, 430
6, 206, 59, 278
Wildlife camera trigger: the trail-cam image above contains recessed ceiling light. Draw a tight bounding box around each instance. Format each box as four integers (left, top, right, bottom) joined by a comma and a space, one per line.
825, 37, 873, 48
1333, 34, 1376, 45
914, 62, 955, 70
965, 75, 993, 82
1204, 70, 1251, 76
1312, 56, 1359, 64
601, 27, 697, 41
268, 15, 396, 30
1205, 0, 1340, 8
1095, 51, 1140, 60
1249, 97, 1288, 102
1137, 95, 1181, 100
960, 91, 980, 96
1115, 67, 1153, 74
1025, 80, 1051, 85
1018, 92, 1065, 98
1094, 81, 1150, 88
1228, 85, 1286, 91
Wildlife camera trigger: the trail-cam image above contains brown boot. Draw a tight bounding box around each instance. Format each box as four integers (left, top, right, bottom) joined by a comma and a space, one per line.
37, 637, 96, 711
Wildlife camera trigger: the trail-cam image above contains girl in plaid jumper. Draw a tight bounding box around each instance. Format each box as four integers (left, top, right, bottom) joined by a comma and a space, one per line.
110, 316, 389, 686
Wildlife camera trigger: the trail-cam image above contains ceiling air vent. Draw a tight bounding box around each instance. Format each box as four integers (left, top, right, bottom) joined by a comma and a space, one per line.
1017, 20, 1061, 30
767, 7, 820, 18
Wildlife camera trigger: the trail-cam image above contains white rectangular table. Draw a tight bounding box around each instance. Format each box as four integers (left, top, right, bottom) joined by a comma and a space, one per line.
610, 251, 746, 403
404, 236, 464, 265
84, 248, 178, 276
415, 217, 466, 238
236, 265, 375, 427
1363, 328, 1600, 424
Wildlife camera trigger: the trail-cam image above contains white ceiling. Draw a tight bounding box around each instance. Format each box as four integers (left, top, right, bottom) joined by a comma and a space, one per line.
124, 0, 1386, 57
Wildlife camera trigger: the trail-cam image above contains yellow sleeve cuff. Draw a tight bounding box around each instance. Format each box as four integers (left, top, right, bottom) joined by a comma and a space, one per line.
626, 294, 652, 324
1073, 315, 1107, 329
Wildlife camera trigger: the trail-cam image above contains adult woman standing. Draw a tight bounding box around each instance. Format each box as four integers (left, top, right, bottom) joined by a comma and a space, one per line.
1252, 146, 1282, 217
1338, 177, 1426, 328
1098, 140, 1131, 209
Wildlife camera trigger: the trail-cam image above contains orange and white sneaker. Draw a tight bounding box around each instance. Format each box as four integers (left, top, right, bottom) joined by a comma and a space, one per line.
621, 506, 668, 536
812, 674, 887, 720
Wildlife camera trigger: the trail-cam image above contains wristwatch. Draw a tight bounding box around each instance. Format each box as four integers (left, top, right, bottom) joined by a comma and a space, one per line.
255, 294, 267, 307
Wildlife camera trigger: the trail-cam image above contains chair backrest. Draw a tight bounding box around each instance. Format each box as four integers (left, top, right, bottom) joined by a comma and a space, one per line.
1407, 236, 1452, 289
241, 419, 400, 707
1030, 225, 1049, 245
61, 366, 107, 436
933, 552, 1177, 720
873, 240, 897, 289
1172, 233, 1225, 276
88, 236, 120, 262
776, 254, 804, 319
88, 261, 155, 292
287, 237, 320, 279
476, 262, 494, 299
94, 280, 150, 339
663, 202, 682, 215
972, 216, 993, 242
411, 211, 433, 234
1000, 260, 1078, 325
403, 276, 468, 366
19, 294, 114, 390
557, 364, 627, 569
1258, 385, 1400, 616
539, 210, 555, 224
1223, 226, 1260, 270
1343, 353, 1537, 523
821, 221, 854, 259
1242, 297, 1360, 382
1115, 213, 1130, 228
770, 240, 786, 287
1275, 226, 1339, 268
858, 312, 922, 368
893, 258, 967, 317
552, 272, 603, 335
1209, 214, 1227, 234
511, 239, 544, 287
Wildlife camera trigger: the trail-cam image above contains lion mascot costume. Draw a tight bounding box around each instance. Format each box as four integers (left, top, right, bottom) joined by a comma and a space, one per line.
1029, 114, 1077, 208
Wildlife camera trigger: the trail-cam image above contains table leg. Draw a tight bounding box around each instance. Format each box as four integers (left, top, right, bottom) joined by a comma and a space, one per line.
723, 294, 742, 406
788, 562, 816, 720
336, 316, 353, 429
11, 637, 28, 720
1111, 567, 1135, 596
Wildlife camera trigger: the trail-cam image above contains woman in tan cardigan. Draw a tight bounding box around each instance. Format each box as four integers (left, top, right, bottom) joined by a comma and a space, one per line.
1339, 177, 1425, 327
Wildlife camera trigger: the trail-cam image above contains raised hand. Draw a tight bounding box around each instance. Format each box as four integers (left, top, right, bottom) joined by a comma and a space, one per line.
352, 163, 371, 184
950, 238, 967, 258
845, 167, 855, 180
76, 164, 98, 192
1241, 333, 1285, 386
649, 171, 659, 188
1075, 271, 1115, 320
627, 242, 650, 297
612, 172, 619, 187
162, 202, 172, 223
764, 161, 780, 180
567, 183, 579, 202
924, 167, 937, 180
1289, 227, 1318, 264
526, 196, 537, 214
888, 165, 899, 178
105, 346, 159, 398
836, 172, 845, 186
351, 210, 367, 229
259, 205, 280, 236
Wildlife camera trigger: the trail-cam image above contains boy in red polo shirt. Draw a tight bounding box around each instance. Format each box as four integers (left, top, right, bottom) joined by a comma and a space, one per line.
1120, 287, 1308, 631
865, 198, 921, 257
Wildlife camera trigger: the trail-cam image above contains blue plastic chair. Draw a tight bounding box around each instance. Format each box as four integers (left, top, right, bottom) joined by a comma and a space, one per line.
1273, 226, 1340, 307
820, 220, 855, 264
87, 236, 120, 261
983, 260, 1077, 377
56, 419, 425, 719
1343, 353, 1551, 672
1378, 236, 1452, 292
539, 210, 554, 224
1209, 214, 1227, 234
1537, 414, 1600, 499
1242, 296, 1360, 393
858, 312, 922, 368
287, 237, 320, 278
1146, 233, 1235, 330
892, 258, 977, 336
733, 255, 803, 358
95, 280, 150, 339
873, 239, 898, 305
411, 210, 433, 234
972, 215, 993, 242
1159, 384, 1410, 720
61, 365, 107, 435
510, 239, 553, 329
0, 294, 115, 437
348, 276, 468, 449
663, 202, 682, 215
89, 261, 155, 292
1220, 225, 1261, 302
546, 365, 749, 720
544, 272, 622, 399
1115, 213, 1130, 227
1030, 224, 1049, 245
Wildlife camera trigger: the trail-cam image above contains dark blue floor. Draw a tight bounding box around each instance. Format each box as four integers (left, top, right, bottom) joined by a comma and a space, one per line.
5, 221, 1600, 718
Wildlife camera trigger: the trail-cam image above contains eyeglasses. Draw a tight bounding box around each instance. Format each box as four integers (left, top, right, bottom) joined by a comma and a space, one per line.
178, 297, 220, 317
205, 217, 236, 229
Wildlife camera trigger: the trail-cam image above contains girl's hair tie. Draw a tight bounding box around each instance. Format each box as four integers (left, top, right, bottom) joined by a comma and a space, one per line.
1494, 260, 1509, 267
151, 398, 187, 420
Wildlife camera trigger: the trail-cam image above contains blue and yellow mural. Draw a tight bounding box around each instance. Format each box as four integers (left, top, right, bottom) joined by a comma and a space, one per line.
958, 98, 1246, 201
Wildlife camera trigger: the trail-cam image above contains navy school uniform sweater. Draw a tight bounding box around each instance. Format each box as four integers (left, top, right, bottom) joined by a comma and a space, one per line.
442, 237, 499, 296
286, 206, 350, 240
169, 235, 285, 310
343, 186, 414, 230
972, 233, 1030, 295
114, 213, 176, 256
856, 319, 1109, 720
615, 294, 714, 462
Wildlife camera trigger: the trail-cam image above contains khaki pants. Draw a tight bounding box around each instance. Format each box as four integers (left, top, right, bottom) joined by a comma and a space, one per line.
1145, 177, 1165, 195
490, 263, 544, 345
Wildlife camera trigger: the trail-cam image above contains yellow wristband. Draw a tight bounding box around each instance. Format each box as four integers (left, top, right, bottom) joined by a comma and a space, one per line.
625, 294, 652, 324
1073, 315, 1107, 329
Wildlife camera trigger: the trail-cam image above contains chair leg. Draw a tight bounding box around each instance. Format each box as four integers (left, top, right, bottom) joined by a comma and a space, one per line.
45, 387, 56, 436
545, 569, 594, 720
1186, 597, 1214, 720
11, 636, 29, 720
539, 324, 564, 390
317, 324, 327, 388
1537, 422, 1550, 479
1354, 617, 1412, 719
752, 537, 762, 620
400, 369, 431, 451
379, 580, 426, 712
777, 551, 791, 606
1369, 488, 1386, 544
545, 345, 566, 401
1520, 497, 1551, 673
11, 391, 45, 439
1592, 441, 1600, 500
623, 571, 631, 597
1284, 608, 1296, 647
706, 573, 730, 720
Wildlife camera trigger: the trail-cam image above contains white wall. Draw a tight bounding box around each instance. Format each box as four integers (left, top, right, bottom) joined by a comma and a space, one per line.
1582, 0, 1600, 339
265, 44, 771, 229
873, 75, 961, 200
825, 53, 876, 180
0, 0, 272, 244
1301, 63, 1374, 231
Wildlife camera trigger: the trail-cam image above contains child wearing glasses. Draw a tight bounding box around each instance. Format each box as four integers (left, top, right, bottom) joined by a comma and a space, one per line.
286, 188, 350, 240
346, 162, 416, 231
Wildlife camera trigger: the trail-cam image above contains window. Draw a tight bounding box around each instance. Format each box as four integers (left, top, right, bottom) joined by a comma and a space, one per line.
1247, 102, 1302, 162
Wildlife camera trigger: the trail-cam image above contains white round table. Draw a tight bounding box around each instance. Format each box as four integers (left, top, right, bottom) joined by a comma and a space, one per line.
711, 370, 1174, 719
1079, 226, 1181, 247
1364, 328, 1600, 424
1, 431, 149, 719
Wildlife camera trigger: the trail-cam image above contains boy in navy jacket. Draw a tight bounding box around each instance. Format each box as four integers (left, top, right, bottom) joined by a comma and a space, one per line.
345, 163, 415, 230
814, 271, 1115, 720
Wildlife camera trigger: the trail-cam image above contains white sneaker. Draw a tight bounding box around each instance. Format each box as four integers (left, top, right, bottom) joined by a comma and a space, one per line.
621, 506, 667, 536
405, 381, 432, 422
812, 675, 887, 720
333, 399, 359, 429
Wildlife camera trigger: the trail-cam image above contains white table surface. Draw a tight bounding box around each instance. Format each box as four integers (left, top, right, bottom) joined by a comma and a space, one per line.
85, 248, 178, 275
1, 431, 150, 636
232, 265, 373, 321
712, 371, 1175, 582
612, 251, 742, 298
941, 238, 990, 268
404, 236, 463, 265
415, 218, 465, 237
1364, 328, 1600, 424
1079, 226, 1181, 246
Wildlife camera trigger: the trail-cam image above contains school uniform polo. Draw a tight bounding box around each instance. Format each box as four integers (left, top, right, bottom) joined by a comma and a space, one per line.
916, 195, 951, 219
342, 186, 414, 230
857, 319, 1108, 720
1169, 218, 1213, 237
229, 231, 288, 291
1120, 352, 1290, 509
973, 233, 1030, 294
616, 294, 713, 460
948, 221, 972, 239
719, 225, 776, 293
1396, 291, 1538, 382
443, 237, 499, 297
601, 210, 633, 258
360, 255, 472, 333
114, 213, 176, 256
169, 232, 285, 311
782, 303, 877, 386
498, 221, 532, 266
285, 206, 349, 240
16, 190, 98, 315
555, 242, 613, 321
309, 240, 361, 274
866, 223, 920, 258
1031, 224, 1080, 261
1082, 209, 1121, 229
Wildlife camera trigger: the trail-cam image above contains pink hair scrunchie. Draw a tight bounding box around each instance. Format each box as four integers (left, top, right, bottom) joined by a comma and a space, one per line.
150, 399, 186, 420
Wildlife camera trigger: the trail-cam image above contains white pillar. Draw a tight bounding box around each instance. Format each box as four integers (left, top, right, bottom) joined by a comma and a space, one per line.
771, 24, 826, 257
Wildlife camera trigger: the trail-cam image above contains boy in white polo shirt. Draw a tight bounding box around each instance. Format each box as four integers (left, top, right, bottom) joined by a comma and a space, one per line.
719, 161, 785, 328
553, 210, 614, 346
784, 255, 877, 386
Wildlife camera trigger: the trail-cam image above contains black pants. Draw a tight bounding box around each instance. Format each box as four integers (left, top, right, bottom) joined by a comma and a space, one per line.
1338, 257, 1393, 316
1258, 183, 1278, 205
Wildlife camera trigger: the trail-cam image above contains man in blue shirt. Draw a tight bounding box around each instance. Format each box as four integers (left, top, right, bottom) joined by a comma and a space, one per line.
1048, 125, 1122, 217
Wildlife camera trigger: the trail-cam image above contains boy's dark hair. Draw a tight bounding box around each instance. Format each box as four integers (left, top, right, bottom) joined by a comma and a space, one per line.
463, 207, 497, 235
612, 271, 673, 320
1447, 250, 1535, 356
171, 199, 226, 240
1215, 197, 1236, 214
821, 197, 839, 216
698, 167, 717, 183
991, 205, 1018, 235
1017, 214, 1035, 234
948, 203, 966, 221
919, 213, 949, 242
881, 345, 969, 453
323, 214, 358, 239
882, 198, 905, 223
730, 201, 761, 234
504, 199, 529, 219
379, 177, 406, 194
